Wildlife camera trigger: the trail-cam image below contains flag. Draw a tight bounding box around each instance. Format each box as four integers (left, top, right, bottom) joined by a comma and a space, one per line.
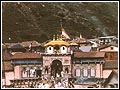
29, 43, 32, 50
80, 33, 82, 38
61, 28, 70, 39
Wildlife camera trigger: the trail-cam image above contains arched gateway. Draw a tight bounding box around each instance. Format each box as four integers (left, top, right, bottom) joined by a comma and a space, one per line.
51, 60, 63, 77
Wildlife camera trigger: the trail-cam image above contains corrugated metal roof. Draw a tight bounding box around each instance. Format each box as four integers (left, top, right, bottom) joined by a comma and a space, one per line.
21, 40, 41, 47
2, 50, 13, 60
103, 60, 118, 69
11, 52, 42, 59
79, 46, 92, 52
74, 51, 105, 58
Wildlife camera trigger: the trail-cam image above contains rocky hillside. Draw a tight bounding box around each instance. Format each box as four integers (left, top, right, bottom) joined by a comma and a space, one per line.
2, 2, 118, 43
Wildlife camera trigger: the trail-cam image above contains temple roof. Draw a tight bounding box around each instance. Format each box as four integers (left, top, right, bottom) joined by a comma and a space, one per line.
70, 37, 88, 44
103, 60, 118, 69
2, 62, 13, 71
97, 44, 118, 50
11, 52, 42, 59
44, 40, 70, 46
21, 40, 41, 47
2, 50, 13, 60
74, 51, 105, 58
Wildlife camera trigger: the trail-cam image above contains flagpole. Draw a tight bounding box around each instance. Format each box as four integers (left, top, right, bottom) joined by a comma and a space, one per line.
60, 17, 63, 40
60, 17, 63, 29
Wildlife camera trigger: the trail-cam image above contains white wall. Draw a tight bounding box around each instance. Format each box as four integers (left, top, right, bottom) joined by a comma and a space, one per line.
103, 70, 112, 78
100, 46, 118, 52
60, 46, 67, 54
67, 47, 71, 53
14, 66, 21, 79
47, 46, 53, 54
5, 72, 14, 85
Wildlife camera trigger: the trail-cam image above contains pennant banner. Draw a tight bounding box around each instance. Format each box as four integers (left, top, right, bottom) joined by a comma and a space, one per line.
61, 28, 70, 39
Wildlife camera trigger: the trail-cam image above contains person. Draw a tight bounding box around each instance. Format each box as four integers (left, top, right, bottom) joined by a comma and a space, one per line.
58, 82, 61, 87
65, 67, 69, 73
36, 67, 41, 77
44, 83, 49, 88
56, 73, 59, 78
27, 69, 30, 77
30, 83, 34, 88
40, 67, 42, 76
30, 68, 35, 77
38, 66, 43, 77
45, 66, 48, 74
61, 71, 64, 77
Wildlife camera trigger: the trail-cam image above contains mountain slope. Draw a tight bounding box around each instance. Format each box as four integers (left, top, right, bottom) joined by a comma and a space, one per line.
2, 2, 118, 43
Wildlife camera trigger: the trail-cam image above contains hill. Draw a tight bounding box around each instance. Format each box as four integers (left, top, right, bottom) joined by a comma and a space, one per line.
2, 2, 118, 43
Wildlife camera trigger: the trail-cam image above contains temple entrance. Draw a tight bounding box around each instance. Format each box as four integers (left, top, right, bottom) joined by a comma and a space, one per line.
51, 60, 63, 77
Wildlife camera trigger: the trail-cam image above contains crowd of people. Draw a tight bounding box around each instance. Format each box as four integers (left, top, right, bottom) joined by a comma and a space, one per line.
11, 75, 74, 88
29, 76, 72, 88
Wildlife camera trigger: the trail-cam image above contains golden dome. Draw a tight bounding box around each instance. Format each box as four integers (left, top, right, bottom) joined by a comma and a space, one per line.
44, 40, 70, 46
70, 42, 78, 46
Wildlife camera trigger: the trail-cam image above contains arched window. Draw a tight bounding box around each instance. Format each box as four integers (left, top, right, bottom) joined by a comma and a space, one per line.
29, 67, 35, 77
63, 47, 65, 50
65, 67, 69, 73
49, 47, 51, 50
75, 68, 80, 76
90, 68, 96, 77
83, 68, 88, 77
22, 67, 27, 78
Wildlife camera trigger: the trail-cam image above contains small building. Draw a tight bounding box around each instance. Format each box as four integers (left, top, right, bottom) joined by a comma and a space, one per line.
98, 36, 117, 45
103, 60, 118, 78
88, 38, 99, 48
10, 52, 42, 88
70, 37, 90, 47
21, 40, 45, 53
102, 60, 118, 88
72, 51, 105, 88
97, 44, 118, 61
7, 43, 26, 55
103, 70, 118, 88
2, 50, 14, 87
70, 42, 79, 52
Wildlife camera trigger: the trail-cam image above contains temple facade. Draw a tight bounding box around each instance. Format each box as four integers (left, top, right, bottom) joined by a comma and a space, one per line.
42, 37, 72, 78
2, 34, 118, 88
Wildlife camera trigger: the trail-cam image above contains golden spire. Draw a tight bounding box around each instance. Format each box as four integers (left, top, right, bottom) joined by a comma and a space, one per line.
60, 34, 63, 40
80, 33, 82, 38
57, 34, 59, 40
53, 34, 55, 41
60, 18, 63, 29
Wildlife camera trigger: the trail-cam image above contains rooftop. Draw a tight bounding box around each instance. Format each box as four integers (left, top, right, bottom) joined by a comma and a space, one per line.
103, 60, 118, 69
74, 51, 105, 58
11, 52, 42, 59
21, 40, 41, 47
98, 44, 118, 50
71, 37, 88, 44
2, 62, 13, 71
44, 40, 70, 46
103, 69, 118, 87
2, 50, 13, 60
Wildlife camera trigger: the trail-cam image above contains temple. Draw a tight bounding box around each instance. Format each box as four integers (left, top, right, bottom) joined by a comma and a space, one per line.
2, 28, 118, 88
